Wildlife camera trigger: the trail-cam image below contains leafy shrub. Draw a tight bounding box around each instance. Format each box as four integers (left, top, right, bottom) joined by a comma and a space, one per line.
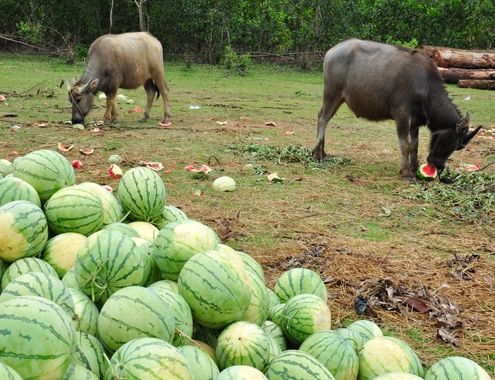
222, 46, 252, 76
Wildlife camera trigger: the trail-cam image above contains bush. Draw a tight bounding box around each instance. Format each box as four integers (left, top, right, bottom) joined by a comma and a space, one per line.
222, 46, 252, 76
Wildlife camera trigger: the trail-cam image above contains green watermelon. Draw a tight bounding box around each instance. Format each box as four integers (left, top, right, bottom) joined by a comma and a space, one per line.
129, 221, 160, 241
12, 149, 75, 202
44, 186, 104, 236
105, 337, 192, 380
299, 330, 359, 380
265, 350, 336, 380
74, 230, 145, 303
358, 336, 424, 379
0, 362, 22, 380
74, 332, 108, 379
63, 363, 99, 380
148, 279, 179, 294
0, 200, 48, 262
218, 366, 268, 380
424, 356, 491, 380
281, 294, 332, 344
152, 219, 220, 280
178, 250, 251, 328
0, 271, 75, 317
0, 296, 76, 380
218, 244, 265, 283
347, 320, 383, 345
98, 286, 175, 352
262, 320, 287, 351
155, 205, 188, 229
69, 288, 99, 336
104, 222, 140, 237
216, 321, 271, 371
268, 303, 285, 326
42, 232, 87, 277
0, 159, 13, 177
334, 327, 366, 351
1, 257, 57, 290
177, 346, 219, 380
0, 175, 41, 207
148, 285, 193, 346
374, 373, 424, 380
117, 167, 166, 222
131, 237, 158, 285
266, 287, 281, 309
274, 267, 327, 302
78, 182, 123, 225
62, 268, 80, 290
267, 333, 282, 361
241, 271, 269, 325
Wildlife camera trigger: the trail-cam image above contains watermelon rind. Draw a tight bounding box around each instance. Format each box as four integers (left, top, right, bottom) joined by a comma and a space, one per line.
105, 337, 192, 380
69, 288, 99, 336
42, 232, 88, 277
98, 286, 175, 352
0, 362, 22, 380
129, 221, 160, 242
334, 327, 366, 351
62, 268, 80, 290
63, 363, 99, 380
416, 163, 438, 181
0, 200, 48, 262
0, 175, 41, 207
0, 296, 76, 380
177, 345, 220, 380
265, 350, 336, 380
262, 320, 287, 351
424, 356, 491, 380
274, 267, 327, 302
266, 287, 281, 310
74, 332, 108, 379
1, 256, 57, 290
374, 372, 424, 379
218, 365, 268, 380
78, 182, 123, 225
241, 270, 269, 325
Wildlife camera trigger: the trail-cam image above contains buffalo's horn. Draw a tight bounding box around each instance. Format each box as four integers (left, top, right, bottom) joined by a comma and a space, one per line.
464, 125, 482, 143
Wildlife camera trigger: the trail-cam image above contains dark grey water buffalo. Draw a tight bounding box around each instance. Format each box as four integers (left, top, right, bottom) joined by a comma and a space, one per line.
68, 32, 171, 126
313, 39, 481, 179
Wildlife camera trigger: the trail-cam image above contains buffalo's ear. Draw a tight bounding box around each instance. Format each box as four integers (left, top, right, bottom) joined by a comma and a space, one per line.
88, 79, 99, 93
456, 113, 470, 133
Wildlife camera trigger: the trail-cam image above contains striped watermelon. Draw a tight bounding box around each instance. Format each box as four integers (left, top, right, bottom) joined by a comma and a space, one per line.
0, 296, 76, 380
218, 244, 265, 283
374, 373, 424, 379
299, 330, 359, 380
148, 279, 179, 294
268, 303, 285, 326
267, 333, 282, 361
267, 287, 281, 309
148, 285, 193, 346
104, 222, 140, 237
78, 182, 123, 225
1, 256, 57, 290
155, 204, 188, 229
424, 356, 491, 380
105, 337, 192, 380
216, 321, 271, 370
69, 288, 99, 336
178, 250, 251, 328
274, 268, 327, 302
265, 350, 336, 380
0, 200, 48, 262
218, 366, 268, 380
74, 230, 145, 303
187, 339, 217, 364
117, 167, 166, 222
0, 271, 75, 317
347, 320, 383, 345
177, 346, 219, 380
0, 362, 22, 380
42, 232, 87, 277
129, 221, 160, 241
0, 175, 41, 207
281, 294, 332, 344
44, 186, 104, 236
98, 286, 175, 352
152, 219, 220, 280
12, 149, 75, 202
262, 320, 287, 351
63, 363, 99, 380
0, 159, 13, 177
131, 237, 155, 285
74, 332, 108, 379
62, 268, 80, 290
334, 328, 366, 351
242, 271, 269, 325
358, 336, 424, 379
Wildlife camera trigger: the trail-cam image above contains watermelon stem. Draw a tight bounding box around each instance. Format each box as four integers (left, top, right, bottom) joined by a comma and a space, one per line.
119, 210, 131, 223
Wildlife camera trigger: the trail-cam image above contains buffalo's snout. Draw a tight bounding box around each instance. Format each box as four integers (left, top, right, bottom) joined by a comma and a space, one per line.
71, 117, 84, 125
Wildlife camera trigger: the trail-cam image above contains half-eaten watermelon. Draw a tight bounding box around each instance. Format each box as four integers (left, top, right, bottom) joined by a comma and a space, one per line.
416, 164, 437, 181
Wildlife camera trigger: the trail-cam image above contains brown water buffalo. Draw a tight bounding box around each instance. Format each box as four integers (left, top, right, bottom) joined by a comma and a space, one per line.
313, 39, 481, 179
68, 32, 171, 126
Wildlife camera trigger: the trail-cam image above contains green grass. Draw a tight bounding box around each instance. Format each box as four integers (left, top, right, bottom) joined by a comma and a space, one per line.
1, 52, 494, 373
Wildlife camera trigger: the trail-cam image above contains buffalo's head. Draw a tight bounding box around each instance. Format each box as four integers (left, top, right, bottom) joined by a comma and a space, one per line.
68, 79, 99, 124
427, 113, 481, 172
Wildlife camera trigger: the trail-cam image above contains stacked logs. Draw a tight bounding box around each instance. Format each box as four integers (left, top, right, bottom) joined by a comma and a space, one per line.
422, 46, 495, 90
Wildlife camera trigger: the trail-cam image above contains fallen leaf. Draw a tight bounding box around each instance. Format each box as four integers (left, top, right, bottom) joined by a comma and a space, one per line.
437, 327, 459, 346
79, 147, 94, 155
405, 296, 430, 313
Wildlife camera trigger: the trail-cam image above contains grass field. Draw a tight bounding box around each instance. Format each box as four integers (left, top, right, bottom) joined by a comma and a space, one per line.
1, 53, 494, 373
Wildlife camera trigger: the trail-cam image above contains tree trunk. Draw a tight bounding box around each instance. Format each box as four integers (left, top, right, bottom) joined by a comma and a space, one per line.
458, 79, 495, 90
133, 0, 147, 31
437, 67, 495, 84
431, 48, 495, 69
109, 0, 115, 33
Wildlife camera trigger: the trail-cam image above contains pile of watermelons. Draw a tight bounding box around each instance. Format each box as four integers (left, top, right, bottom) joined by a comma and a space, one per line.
0, 149, 491, 380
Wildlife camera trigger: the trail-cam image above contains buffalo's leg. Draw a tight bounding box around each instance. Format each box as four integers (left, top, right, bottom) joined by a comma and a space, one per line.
154, 75, 172, 126
395, 118, 415, 179
142, 79, 156, 122
104, 94, 117, 124
312, 89, 343, 161
409, 124, 420, 172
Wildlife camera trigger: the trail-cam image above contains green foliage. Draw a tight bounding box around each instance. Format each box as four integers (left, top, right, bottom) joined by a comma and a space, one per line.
17, 21, 44, 45
222, 46, 252, 75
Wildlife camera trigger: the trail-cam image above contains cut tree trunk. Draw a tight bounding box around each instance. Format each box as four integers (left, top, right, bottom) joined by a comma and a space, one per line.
458, 80, 495, 90
437, 67, 495, 84
432, 48, 495, 69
